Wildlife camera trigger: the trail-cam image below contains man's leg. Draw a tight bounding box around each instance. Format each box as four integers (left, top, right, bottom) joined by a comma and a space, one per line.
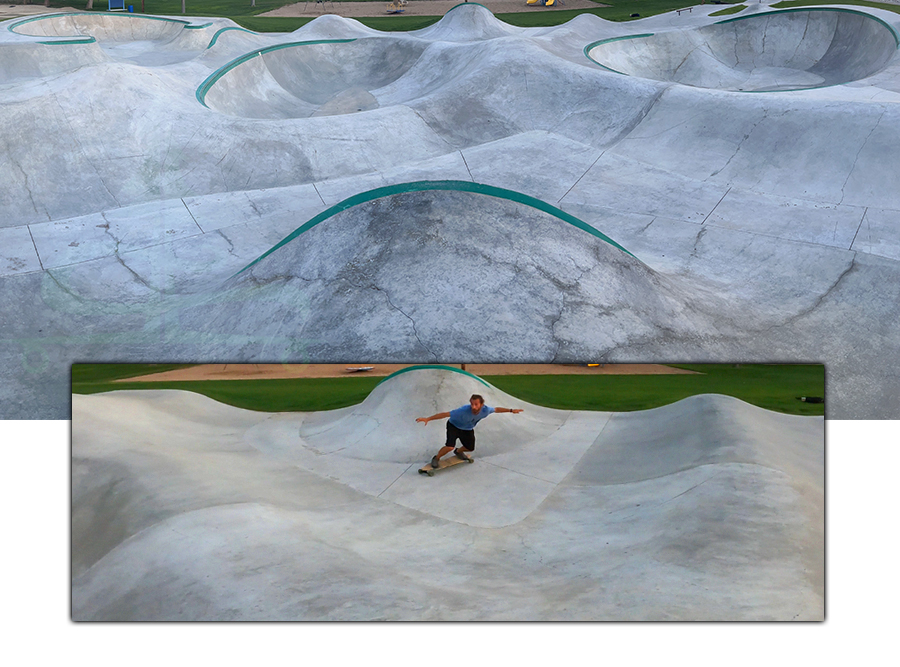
454, 428, 475, 460
433, 423, 459, 464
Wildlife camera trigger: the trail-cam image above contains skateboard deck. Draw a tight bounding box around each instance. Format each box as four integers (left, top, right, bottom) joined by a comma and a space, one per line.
418, 455, 474, 477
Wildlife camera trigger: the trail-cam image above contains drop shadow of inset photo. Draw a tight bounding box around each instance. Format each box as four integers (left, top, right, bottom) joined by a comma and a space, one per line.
71, 362, 824, 621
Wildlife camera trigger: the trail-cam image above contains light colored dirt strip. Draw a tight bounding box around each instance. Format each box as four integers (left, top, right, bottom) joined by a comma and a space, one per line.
119, 362, 698, 382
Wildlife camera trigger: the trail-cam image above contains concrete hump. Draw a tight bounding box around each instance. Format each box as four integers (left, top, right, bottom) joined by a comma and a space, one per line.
412, 3, 522, 42
586, 9, 899, 91
190, 182, 725, 361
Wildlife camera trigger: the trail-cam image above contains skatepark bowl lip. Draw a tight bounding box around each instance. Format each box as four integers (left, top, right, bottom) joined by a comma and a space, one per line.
583, 7, 900, 93
195, 36, 362, 109
6, 12, 211, 43
376, 364, 492, 387
230, 179, 637, 278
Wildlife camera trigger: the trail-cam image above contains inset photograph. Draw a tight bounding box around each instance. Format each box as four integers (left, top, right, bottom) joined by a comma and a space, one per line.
72, 363, 824, 621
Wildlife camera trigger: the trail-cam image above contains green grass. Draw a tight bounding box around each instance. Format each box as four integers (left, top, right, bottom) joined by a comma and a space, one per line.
709, 3, 745, 17
72, 363, 825, 415
771, 1, 900, 16
71, 363, 197, 384
73, 374, 384, 411
38, 0, 772, 32
485, 364, 825, 415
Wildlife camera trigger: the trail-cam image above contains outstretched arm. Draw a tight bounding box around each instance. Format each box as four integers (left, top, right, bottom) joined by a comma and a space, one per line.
416, 412, 451, 424
495, 407, 523, 414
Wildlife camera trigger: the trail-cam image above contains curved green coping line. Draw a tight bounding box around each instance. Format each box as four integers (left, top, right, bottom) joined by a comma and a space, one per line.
231, 180, 636, 279
714, 7, 899, 48
8, 12, 192, 36
446, 3, 492, 14
38, 37, 97, 45
583, 34, 655, 74
195, 38, 357, 108
206, 26, 258, 50
185, 23, 213, 30
377, 364, 491, 388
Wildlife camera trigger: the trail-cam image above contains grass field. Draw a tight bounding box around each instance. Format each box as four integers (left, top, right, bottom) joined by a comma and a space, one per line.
709, 3, 744, 16
72, 363, 826, 415
42, 0, 743, 32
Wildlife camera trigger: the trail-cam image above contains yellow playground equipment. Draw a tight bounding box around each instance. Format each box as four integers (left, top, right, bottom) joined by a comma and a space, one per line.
387, 0, 407, 13
527, 0, 564, 5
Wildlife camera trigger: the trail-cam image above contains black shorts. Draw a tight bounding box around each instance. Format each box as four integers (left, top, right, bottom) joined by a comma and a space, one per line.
445, 422, 475, 451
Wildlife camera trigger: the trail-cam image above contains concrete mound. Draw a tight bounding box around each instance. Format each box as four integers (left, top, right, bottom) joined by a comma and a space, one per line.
412, 3, 522, 42
71, 368, 824, 620
195, 183, 725, 361
200, 36, 431, 118
587, 9, 898, 91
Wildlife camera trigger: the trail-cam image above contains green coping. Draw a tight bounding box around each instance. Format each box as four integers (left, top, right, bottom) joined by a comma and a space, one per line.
206, 26, 258, 49
195, 38, 357, 107
583, 34, 655, 74
8, 12, 193, 35
231, 180, 636, 278
714, 8, 900, 48
38, 37, 96, 45
446, 3, 493, 14
377, 365, 491, 388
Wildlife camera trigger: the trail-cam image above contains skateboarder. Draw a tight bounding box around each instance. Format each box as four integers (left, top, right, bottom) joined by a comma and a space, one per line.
416, 394, 523, 469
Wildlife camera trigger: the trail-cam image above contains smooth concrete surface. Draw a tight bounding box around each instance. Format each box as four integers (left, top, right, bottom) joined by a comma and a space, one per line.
71, 367, 824, 621
587, 9, 898, 91
2, 5, 900, 418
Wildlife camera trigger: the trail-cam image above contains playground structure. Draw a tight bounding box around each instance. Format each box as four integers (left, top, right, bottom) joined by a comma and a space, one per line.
1, 4, 900, 419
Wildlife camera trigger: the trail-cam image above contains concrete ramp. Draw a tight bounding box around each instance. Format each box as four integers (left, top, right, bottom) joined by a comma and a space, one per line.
200, 37, 431, 119
587, 9, 899, 91
71, 367, 824, 620
9, 12, 210, 64
192, 182, 729, 361
412, 3, 523, 42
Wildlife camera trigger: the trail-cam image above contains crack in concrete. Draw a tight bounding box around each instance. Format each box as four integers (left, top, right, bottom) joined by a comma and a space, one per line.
709, 109, 769, 180
760, 255, 858, 335
839, 108, 886, 206
115, 254, 158, 293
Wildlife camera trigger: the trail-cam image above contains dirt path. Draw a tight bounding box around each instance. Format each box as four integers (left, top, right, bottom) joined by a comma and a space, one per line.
261, 0, 607, 19
120, 363, 697, 382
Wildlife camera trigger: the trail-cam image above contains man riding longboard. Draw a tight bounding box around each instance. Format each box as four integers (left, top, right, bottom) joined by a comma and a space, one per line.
416, 394, 523, 473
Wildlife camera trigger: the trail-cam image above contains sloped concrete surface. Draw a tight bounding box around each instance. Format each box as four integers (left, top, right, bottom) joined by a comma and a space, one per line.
2, 5, 900, 418
71, 367, 824, 621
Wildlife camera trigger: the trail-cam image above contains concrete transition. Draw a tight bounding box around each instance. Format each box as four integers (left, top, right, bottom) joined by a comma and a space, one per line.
71, 366, 825, 621
587, 8, 898, 91
2, 4, 900, 418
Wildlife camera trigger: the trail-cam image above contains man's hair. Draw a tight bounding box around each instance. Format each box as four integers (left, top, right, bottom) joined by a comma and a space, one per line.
470, 394, 485, 404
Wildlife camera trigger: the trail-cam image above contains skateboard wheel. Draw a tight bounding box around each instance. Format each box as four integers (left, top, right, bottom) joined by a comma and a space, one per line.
427, 470, 435, 476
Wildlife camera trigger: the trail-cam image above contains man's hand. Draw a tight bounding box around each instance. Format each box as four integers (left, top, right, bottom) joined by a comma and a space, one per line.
510, 409, 523, 414
416, 417, 430, 425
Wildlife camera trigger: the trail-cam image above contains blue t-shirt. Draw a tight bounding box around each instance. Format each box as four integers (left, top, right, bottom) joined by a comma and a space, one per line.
448, 404, 495, 430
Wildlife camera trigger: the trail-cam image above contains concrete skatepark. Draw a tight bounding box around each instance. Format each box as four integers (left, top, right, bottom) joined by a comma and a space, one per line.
71, 366, 825, 620
2, 4, 900, 418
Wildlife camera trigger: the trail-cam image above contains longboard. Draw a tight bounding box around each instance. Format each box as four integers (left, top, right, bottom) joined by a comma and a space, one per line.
418, 455, 474, 477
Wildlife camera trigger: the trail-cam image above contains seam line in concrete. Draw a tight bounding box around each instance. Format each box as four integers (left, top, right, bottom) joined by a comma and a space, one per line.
701, 187, 732, 226
26, 225, 44, 271
377, 462, 415, 498
182, 198, 204, 234
556, 150, 605, 205
849, 207, 867, 251
479, 459, 556, 485
459, 150, 474, 182
312, 182, 327, 207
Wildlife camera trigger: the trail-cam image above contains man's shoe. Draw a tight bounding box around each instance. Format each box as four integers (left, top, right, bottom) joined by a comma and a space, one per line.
431, 456, 441, 469
454, 449, 471, 461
